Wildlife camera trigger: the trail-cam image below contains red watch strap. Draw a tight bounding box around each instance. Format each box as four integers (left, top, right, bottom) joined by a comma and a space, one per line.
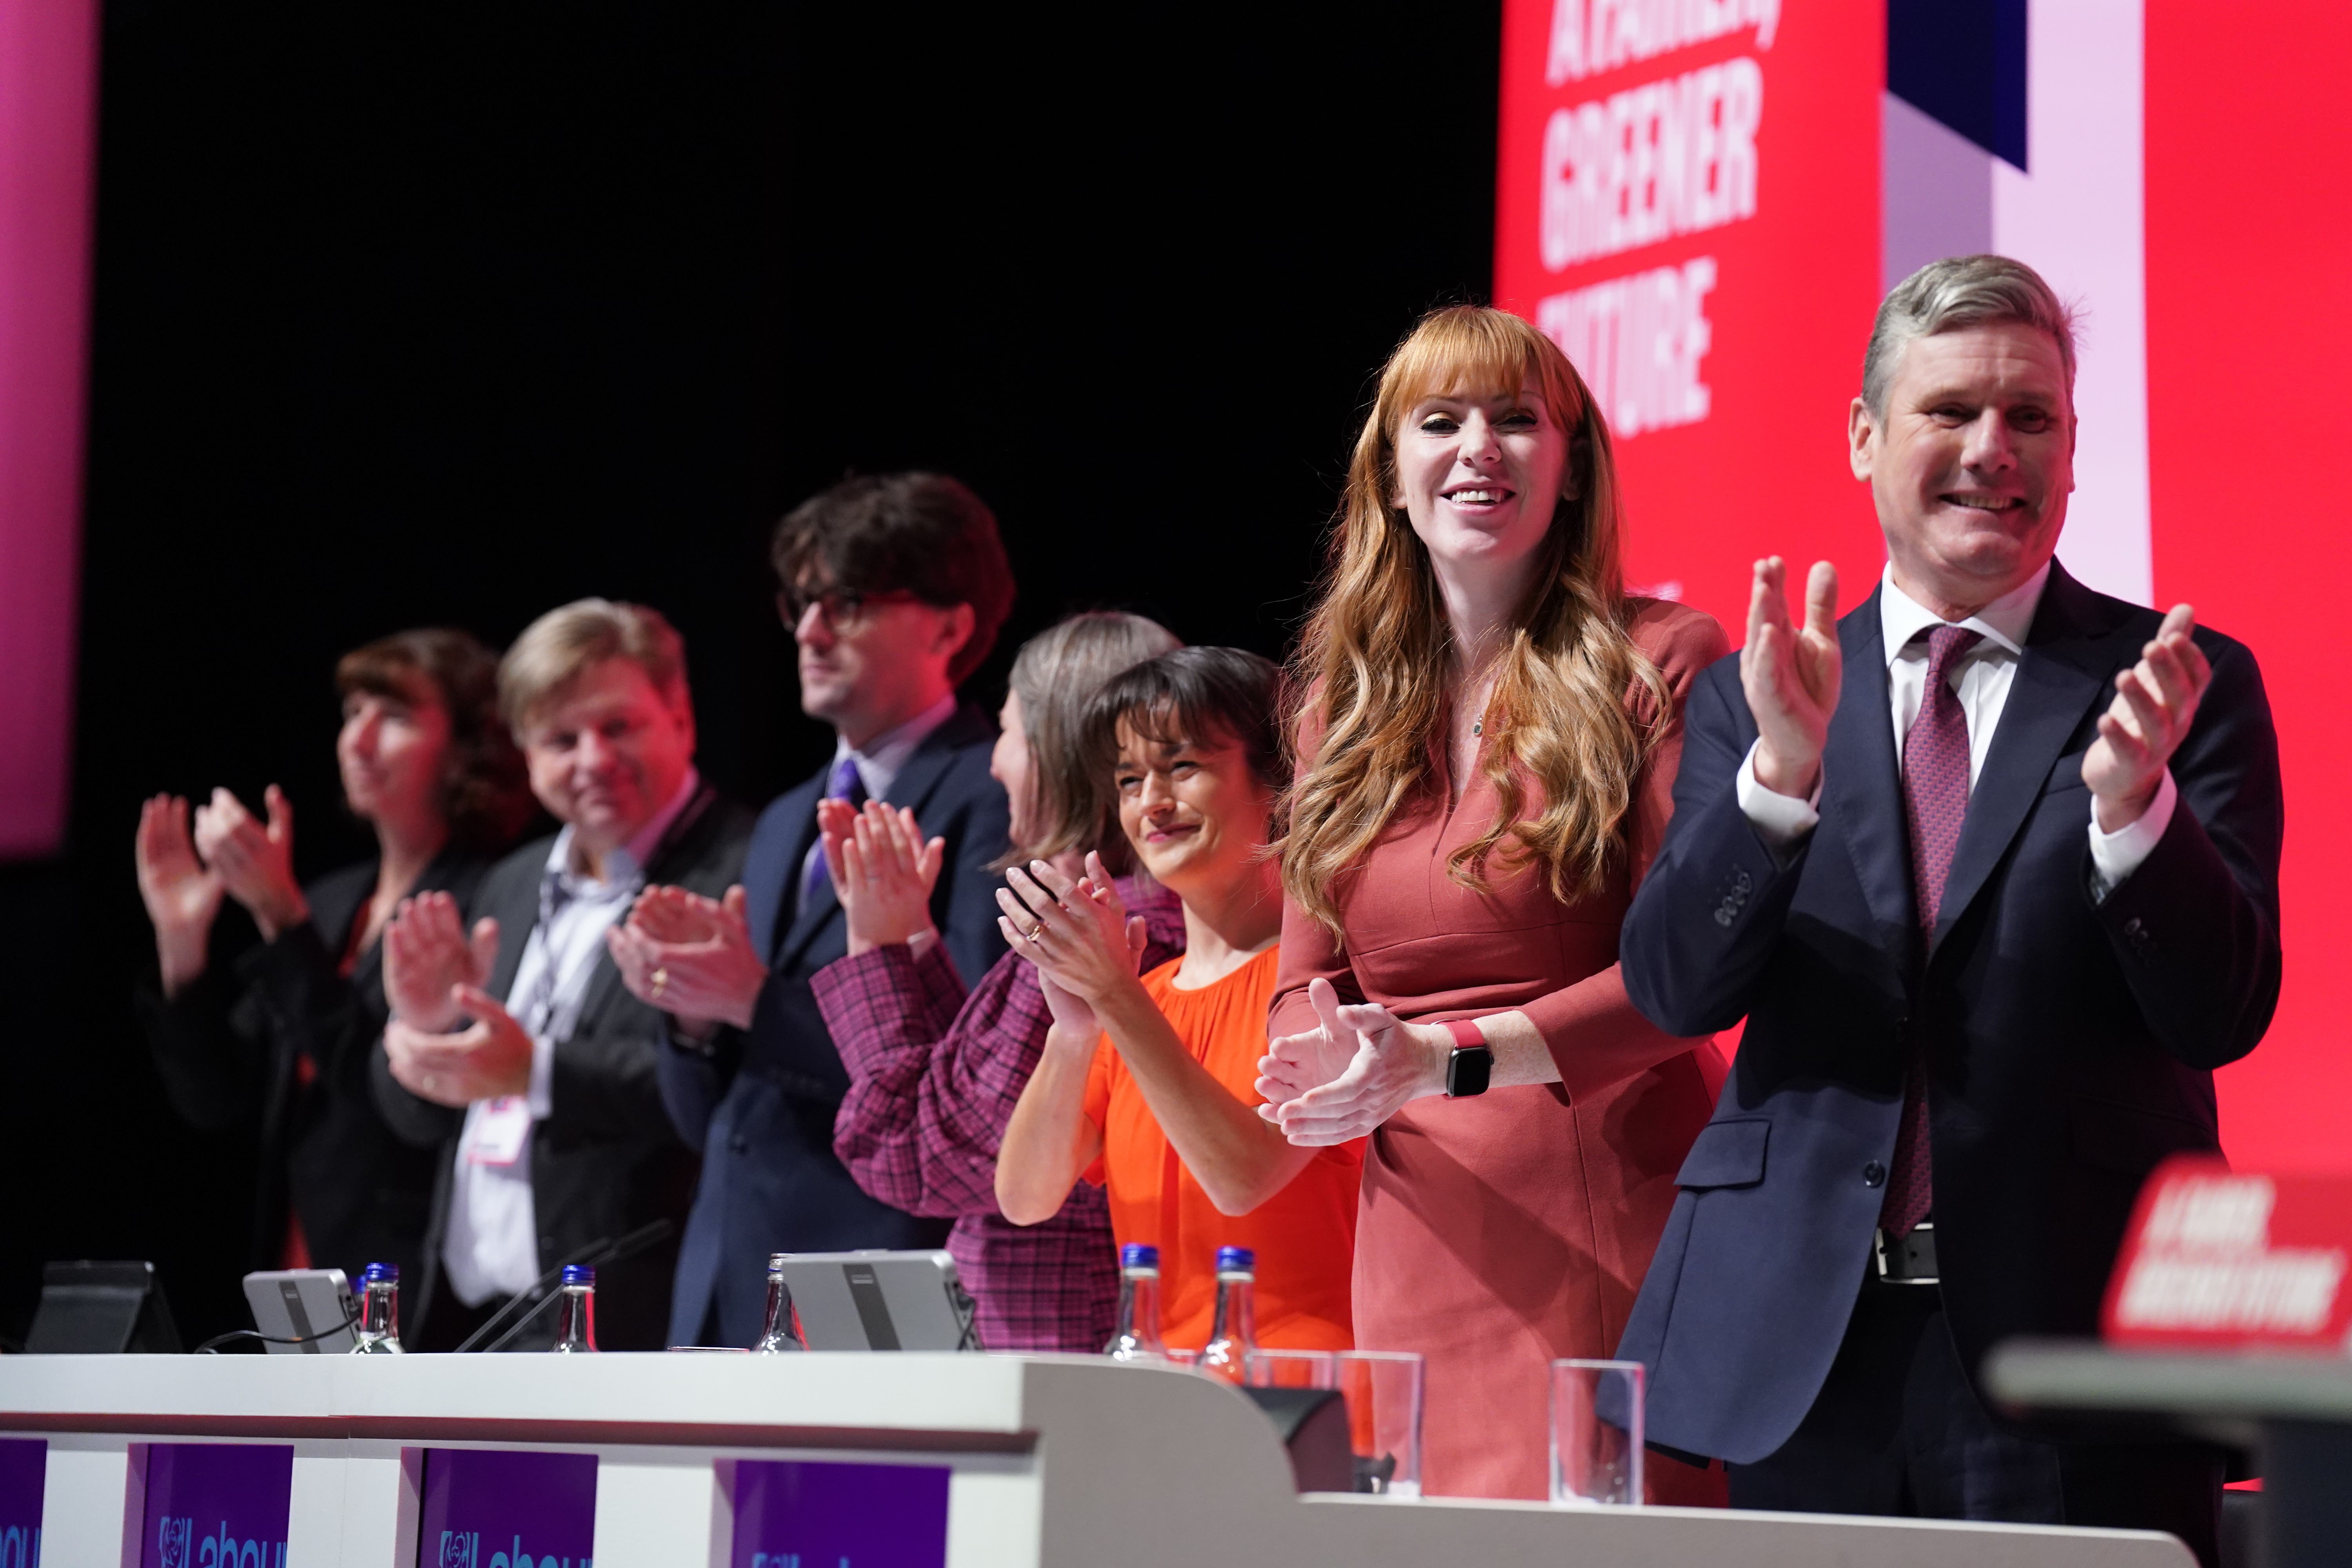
1445, 1018, 1486, 1051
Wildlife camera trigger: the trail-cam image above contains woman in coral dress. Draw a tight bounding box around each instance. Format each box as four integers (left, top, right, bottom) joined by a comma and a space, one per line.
1258, 305, 1728, 1502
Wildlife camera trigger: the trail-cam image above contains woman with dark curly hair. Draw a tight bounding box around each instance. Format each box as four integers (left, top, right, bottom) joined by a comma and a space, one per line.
132, 627, 534, 1286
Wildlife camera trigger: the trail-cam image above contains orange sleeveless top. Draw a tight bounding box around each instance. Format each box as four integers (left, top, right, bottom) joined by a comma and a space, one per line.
1083, 945, 1361, 1350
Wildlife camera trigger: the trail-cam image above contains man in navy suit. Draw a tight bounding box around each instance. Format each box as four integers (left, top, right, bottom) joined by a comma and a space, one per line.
1615, 256, 2279, 1566
607, 473, 1015, 1346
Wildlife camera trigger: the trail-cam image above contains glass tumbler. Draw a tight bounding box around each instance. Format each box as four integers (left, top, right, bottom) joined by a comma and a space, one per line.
1550, 1358, 1644, 1506
1241, 1347, 1339, 1390
1336, 1350, 1423, 1497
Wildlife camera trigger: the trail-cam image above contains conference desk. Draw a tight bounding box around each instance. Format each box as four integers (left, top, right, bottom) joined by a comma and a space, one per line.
1987, 1339, 2352, 1568
0, 1351, 2194, 1566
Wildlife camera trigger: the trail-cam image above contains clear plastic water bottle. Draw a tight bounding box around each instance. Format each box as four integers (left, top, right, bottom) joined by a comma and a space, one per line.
551, 1264, 598, 1353
1105, 1243, 1168, 1361
755, 1252, 802, 1352
349, 1262, 403, 1354
1197, 1246, 1257, 1381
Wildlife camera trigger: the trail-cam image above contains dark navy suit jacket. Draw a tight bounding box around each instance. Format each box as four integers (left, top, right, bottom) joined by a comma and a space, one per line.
660, 704, 1011, 1345
1614, 564, 2282, 1463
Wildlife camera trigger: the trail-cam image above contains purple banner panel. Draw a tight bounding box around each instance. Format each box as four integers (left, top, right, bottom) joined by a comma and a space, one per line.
140, 1443, 293, 1568
417, 1448, 597, 1568
731, 1459, 949, 1568
0, 1438, 44, 1568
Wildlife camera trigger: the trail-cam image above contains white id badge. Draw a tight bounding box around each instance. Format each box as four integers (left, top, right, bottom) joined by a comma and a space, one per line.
464, 1096, 533, 1166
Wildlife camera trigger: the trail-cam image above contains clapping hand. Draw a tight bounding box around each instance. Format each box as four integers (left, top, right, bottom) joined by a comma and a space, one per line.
996, 853, 1145, 1042
1254, 977, 1361, 1110
134, 794, 226, 995
382, 891, 498, 1034
1256, 977, 1448, 1147
2083, 604, 2211, 832
384, 984, 534, 1108
820, 798, 944, 956
605, 884, 766, 1032
1742, 556, 1841, 799
191, 785, 309, 939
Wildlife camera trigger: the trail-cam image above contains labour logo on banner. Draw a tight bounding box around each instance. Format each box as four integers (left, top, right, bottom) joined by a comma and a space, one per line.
416, 1449, 597, 1568
730, 1459, 949, 1568
138, 1446, 292, 1568
0, 1439, 44, 1568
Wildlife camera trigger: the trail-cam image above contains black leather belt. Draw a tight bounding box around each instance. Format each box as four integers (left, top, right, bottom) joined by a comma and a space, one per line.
1872, 1221, 1939, 1285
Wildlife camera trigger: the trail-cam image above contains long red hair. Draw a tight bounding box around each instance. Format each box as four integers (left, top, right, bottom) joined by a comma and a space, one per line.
1279, 305, 1669, 934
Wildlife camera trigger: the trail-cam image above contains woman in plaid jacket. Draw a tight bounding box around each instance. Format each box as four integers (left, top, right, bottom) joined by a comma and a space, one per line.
808, 612, 1180, 1352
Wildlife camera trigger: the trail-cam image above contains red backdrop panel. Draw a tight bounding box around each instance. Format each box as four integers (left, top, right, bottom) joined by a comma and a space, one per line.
1495, 0, 1886, 638
2147, 0, 2352, 1171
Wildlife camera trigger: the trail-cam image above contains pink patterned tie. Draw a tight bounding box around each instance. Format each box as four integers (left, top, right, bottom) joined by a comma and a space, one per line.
1881, 624, 1982, 1237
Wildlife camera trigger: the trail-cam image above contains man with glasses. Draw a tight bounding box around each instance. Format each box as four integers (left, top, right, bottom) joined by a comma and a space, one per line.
609, 472, 1016, 1347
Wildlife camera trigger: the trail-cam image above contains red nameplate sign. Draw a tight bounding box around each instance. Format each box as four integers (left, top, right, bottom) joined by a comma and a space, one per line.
2102, 1156, 2352, 1351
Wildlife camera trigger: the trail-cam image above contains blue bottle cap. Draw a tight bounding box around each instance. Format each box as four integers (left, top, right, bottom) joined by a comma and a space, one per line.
1119, 1243, 1160, 1271
1215, 1246, 1255, 1272
561, 1264, 596, 1287
362, 1262, 399, 1283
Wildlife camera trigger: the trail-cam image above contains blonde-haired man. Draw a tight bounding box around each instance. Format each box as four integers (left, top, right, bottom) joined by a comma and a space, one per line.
371, 599, 753, 1350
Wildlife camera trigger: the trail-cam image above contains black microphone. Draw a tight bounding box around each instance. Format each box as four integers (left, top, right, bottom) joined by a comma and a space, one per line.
451, 1241, 614, 1355
471, 1220, 676, 1355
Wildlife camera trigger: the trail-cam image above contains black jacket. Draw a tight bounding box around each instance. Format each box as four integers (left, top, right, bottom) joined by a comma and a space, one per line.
133, 848, 490, 1286
1615, 565, 2283, 1463
371, 781, 753, 1349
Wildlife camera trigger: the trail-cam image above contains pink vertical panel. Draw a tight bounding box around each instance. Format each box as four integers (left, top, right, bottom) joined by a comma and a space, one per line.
0, 0, 99, 859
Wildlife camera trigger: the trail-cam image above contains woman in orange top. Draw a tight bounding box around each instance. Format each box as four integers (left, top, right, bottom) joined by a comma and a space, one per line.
995, 648, 1359, 1351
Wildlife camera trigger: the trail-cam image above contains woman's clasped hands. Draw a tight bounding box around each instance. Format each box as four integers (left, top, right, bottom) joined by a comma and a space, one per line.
996, 852, 1148, 1041
1254, 976, 1456, 1147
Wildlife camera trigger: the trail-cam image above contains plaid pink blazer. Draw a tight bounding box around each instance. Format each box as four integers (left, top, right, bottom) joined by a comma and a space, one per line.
812, 877, 1187, 1353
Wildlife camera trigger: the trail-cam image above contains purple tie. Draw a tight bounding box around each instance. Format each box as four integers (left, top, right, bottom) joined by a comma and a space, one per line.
799, 755, 867, 913
1881, 624, 1982, 1238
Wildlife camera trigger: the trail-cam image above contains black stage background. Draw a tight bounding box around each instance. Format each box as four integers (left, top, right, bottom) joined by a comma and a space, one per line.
0, 6, 1500, 1345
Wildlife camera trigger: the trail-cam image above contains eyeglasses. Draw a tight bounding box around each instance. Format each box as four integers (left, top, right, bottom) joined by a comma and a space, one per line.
778, 587, 922, 633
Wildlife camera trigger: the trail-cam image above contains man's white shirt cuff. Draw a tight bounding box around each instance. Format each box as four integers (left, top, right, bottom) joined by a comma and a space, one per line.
2088, 769, 2176, 902
526, 1032, 556, 1120
1736, 739, 1823, 849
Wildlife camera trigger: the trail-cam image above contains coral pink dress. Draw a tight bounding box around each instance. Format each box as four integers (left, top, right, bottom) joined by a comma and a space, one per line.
1268, 599, 1730, 1503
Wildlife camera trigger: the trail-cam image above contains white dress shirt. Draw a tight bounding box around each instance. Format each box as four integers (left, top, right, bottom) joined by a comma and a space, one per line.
791, 691, 960, 920
441, 768, 702, 1307
1736, 564, 2177, 900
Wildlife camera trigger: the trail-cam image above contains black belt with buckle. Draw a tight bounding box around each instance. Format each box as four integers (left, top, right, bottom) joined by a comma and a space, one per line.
1872, 1221, 1939, 1285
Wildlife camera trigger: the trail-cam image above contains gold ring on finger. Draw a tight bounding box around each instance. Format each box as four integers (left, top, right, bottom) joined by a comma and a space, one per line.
652, 966, 669, 999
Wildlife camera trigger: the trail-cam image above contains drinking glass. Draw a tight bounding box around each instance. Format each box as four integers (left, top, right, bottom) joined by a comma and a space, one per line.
1241, 1348, 1339, 1390
1549, 1358, 1644, 1506
1336, 1350, 1423, 1497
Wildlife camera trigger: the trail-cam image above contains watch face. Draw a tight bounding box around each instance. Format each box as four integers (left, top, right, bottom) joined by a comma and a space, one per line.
1447, 1045, 1494, 1098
